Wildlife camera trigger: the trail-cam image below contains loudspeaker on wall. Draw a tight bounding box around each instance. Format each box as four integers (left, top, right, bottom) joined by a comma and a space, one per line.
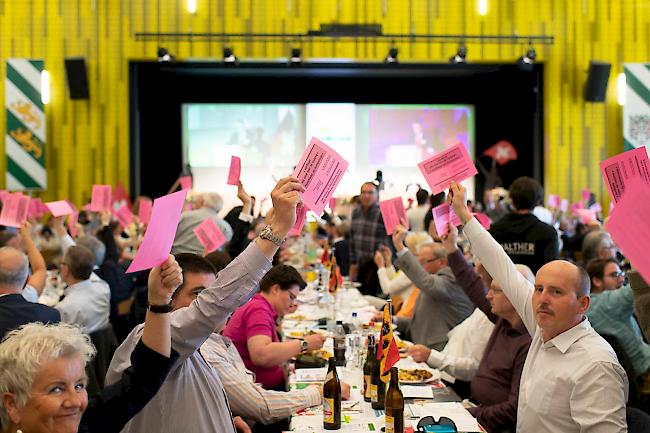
584, 61, 611, 102
64, 58, 89, 100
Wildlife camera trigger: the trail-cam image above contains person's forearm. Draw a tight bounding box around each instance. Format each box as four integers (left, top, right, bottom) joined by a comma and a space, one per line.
251, 340, 302, 367
427, 349, 480, 382
24, 238, 47, 293
462, 218, 536, 334
142, 310, 171, 357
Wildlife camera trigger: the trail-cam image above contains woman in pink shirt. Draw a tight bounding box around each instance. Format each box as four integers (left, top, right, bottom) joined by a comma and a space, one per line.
223, 265, 326, 390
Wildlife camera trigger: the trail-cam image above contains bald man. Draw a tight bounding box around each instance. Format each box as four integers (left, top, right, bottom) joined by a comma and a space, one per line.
390, 227, 474, 350
0, 247, 60, 338
449, 181, 627, 433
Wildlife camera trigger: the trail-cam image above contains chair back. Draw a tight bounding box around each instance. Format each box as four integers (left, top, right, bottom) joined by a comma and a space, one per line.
86, 324, 118, 396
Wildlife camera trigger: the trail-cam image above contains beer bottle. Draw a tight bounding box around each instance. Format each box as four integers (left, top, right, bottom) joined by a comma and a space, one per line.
323, 357, 341, 430
370, 343, 386, 410
384, 367, 404, 433
362, 335, 376, 402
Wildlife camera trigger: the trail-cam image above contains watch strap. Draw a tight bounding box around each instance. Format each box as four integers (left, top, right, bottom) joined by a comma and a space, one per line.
148, 301, 174, 313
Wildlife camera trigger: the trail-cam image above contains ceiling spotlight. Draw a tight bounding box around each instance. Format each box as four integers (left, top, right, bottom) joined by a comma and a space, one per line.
223, 47, 238, 64
517, 47, 536, 71
157, 47, 175, 63
289, 48, 302, 66
384, 47, 399, 64
449, 45, 467, 64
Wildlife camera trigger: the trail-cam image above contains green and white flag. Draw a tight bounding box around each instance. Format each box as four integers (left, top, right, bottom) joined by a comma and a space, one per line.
623, 63, 650, 155
5, 58, 47, 190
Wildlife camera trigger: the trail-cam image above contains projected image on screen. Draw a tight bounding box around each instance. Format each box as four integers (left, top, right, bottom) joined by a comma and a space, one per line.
183, 104, 304, 169
182, 103, 474, 203
360, 105, 473, 166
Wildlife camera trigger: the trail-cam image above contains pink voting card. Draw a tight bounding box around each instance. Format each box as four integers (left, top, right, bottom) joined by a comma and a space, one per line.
576, 209, 597, 224
379, 197, 408, 235
227, 156, 241, 185
138, 197, 153, 224
582, 189, 591, 202
45, 200, 75, 217
570, 202, 583, 214
289, 205, 308, 237
600, 146, 650, 204
0, 193, 30, 228
193, 218, 227, 253
431, 203, 462, 237
293, 137, 349, 216
560, 199, 569, 212
179, 176, 192, 190
329, 197, 337, 210
418, 143, 478, 195
126, 190, 187, 273
115, 205, 134, 227
605, 176, 650, 284
547, 194, 560, 208
91, 185, 112, 212
28, 198, 46, 219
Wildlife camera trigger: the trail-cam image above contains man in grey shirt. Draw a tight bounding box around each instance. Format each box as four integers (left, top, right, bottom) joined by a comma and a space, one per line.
105, 177, 304, 433
385, 226, 474, 350
172, 192, 233, 255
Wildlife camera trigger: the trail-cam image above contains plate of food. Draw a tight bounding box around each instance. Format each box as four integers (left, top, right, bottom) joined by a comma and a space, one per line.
286, 329, 329, 339
398, 368, 440, 384
284, 313, 310, 321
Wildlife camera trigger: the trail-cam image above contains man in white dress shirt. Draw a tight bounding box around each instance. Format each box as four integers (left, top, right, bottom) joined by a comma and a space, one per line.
56, 245, 110, 335
448, 181, 628, 433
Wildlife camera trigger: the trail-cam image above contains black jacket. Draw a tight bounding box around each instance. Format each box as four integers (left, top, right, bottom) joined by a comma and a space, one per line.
489, 212, 559, 273
0, 293, 60, 338
79, 341, 178, 433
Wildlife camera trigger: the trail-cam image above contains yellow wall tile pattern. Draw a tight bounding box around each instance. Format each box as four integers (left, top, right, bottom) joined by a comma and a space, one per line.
0, 0, 647, 205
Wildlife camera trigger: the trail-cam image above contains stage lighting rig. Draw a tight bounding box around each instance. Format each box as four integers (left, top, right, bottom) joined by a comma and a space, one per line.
384, 47, 399, 64
289, 48, 302, 65
223, 47, 238, 64
517, 47, 536, 71
157, 47, 175, 63
449, 44, 467, 64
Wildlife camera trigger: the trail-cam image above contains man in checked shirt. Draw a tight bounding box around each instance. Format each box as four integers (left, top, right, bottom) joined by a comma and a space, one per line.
349, 181, 390, 296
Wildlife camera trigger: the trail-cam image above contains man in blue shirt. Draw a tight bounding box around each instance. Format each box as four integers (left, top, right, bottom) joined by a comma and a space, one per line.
585, 257, 650, 382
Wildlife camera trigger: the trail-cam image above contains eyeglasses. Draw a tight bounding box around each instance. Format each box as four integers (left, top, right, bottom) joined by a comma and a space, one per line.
607, 271, 625, 279
416, 416, 458, 432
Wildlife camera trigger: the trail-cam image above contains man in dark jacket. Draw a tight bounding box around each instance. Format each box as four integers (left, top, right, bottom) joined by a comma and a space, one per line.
489, 177, 559, 273
0, 247, 60, 338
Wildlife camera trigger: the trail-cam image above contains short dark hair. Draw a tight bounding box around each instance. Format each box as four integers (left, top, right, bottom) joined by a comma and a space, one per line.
175, 253, 217, 276
173, 253, 217, 299
509, 176, 543, 211
586, 258, 618, 283
204, 251, 232, 274
259, 265, 306, 293
430, 192, 446, 208
63, 246, 95, 280
416, 188, 430, 205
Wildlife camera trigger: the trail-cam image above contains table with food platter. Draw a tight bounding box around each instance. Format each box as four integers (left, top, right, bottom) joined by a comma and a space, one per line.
282, 282, 485, 433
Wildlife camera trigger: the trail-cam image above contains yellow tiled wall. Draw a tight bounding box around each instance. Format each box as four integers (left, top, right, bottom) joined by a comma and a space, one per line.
1, 0, 646, 204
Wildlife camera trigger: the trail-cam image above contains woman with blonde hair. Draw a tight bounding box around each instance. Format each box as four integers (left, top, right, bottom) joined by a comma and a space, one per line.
0, 256, 182, 433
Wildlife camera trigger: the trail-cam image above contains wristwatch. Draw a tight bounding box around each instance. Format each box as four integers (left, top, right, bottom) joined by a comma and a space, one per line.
300, 338, 309, 352
147, 301, 174, 314
258, 225, 286, 247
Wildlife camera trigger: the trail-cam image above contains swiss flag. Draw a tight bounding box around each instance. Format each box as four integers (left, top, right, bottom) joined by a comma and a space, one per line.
482, 140, 518, 165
